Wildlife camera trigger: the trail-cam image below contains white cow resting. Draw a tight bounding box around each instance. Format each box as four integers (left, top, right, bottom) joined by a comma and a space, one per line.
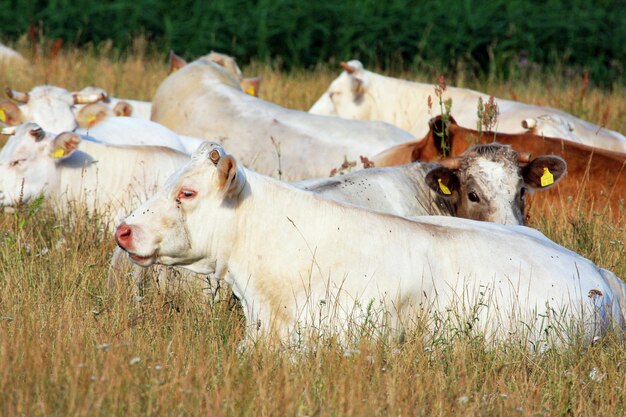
115, 142, 626, 347
0, 85, 203, 154
296, 143, 566, 225
150, 58, 415, 180
0, 122, 209, 298
110, 143, 564, 303
309, 60, 626, 153
0, 123, 189, 225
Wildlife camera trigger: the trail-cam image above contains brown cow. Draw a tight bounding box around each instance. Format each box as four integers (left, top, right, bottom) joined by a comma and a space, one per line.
373, 116, 626, 218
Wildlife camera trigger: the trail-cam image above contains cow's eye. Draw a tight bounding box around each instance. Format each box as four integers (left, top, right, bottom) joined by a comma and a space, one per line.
9, 159, 24, 167
468, 191, 480, 203
177, 189, 197, 200
520, 187, 526, 199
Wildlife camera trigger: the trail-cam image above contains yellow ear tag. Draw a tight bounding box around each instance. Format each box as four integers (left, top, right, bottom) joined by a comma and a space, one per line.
245, 86, 256, 96
52, 148, 65, 158
0, 109, 6, 123
438, 178, 451, 195
540, 167, 554, 187
86, 114, 97, 124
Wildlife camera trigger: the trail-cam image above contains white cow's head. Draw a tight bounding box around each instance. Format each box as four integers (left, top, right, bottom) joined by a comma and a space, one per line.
115, 142, 247, 273
0, 123, 82, 207
168, 50, 262, 97
309, 60, 372, 119
425, 144, 566, 225
0, 85, 107, 132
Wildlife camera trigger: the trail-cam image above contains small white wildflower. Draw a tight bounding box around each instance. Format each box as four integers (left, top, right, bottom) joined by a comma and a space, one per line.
457, 395, 469, 404
343, 348, 360, 358
90, 375, 97, 381
129, 357, 141, 366
155, 365, 162, 371
366, 355, 375, 364
589, 367, 606, 382
37, 247, 49, 257
424, 346, 433, 352
500, 393, 508, 399
96, 343, 110, 351
55, 236, 66, 249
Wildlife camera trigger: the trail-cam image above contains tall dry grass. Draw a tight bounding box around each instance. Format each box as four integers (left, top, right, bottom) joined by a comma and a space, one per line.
0, 42, 625, 416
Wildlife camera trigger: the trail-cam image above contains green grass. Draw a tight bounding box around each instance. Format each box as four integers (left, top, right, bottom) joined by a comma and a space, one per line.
0, 43, 625, 416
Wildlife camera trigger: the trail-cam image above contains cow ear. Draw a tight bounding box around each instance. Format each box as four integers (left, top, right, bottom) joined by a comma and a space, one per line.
340, 60, 367, 96
425, 166, 460, 199
76, 103, 111, 128
241, 77, 261, 97
169, 50, 187, 73
0, 99, 23, 126
428, 115, 457, 156
113, 101, 133, 117
49, 132, 81, 160
216, 155, 246, 198
522, 156, 567, 190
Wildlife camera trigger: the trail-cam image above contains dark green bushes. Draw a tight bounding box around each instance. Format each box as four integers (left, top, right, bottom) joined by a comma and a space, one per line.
1, 0, 624, 84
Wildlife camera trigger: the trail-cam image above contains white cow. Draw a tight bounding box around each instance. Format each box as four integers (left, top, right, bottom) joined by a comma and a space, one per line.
0, 42, 26, 64
0, 121, 208, 298
309, 60, 626, 153
115, 142, 626, 347
0, 85, 107, 133
169, 51, 262, 97
0, 85, 202, 154
150, 58, 415, 180
296, 143, 566, 225
0, 123, 189, 225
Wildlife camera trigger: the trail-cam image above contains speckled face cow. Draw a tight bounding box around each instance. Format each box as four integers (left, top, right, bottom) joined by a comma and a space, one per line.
425, 144, 566, 224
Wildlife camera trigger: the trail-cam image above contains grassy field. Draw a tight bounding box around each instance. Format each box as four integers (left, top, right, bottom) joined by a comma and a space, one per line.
0, 44, 625, 416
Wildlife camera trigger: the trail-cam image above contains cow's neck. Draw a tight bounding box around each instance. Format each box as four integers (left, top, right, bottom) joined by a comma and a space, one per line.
365, 72, 432, 133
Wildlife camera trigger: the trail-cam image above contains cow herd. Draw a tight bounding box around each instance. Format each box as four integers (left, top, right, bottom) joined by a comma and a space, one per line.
1, 51, 625, 349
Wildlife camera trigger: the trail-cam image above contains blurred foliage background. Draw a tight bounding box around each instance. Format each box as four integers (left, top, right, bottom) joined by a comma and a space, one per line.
0, 0, 624, 86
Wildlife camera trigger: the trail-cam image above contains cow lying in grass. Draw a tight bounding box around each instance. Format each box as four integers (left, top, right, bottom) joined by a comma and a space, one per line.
297, 143, 565, 225
108, 143, 564, 303
0, 123, 213, 300
0, 123, 188, 225
0, 85, 203, 154
309, 60, 626, 153
115, 142, 626, 348
374, 116, 626, 216
150, 57, 415, 179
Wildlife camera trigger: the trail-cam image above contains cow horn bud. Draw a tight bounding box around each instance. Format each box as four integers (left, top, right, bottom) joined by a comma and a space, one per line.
30, 126, 45, 141
73, 91, 107, 105
521, 118, 536, 130
517, 151, 532, 164
6, 88, 29, 103
209, 149, 221, 164
1, 126, 17, 135
439, 157, 461, 170
340, 61, 355, 74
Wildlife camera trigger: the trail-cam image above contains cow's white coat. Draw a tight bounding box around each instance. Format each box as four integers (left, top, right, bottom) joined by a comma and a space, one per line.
117, 143, 626, 346
0, 123, 189, 225
150, 59, 415, 180
309, 60, 626, 153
